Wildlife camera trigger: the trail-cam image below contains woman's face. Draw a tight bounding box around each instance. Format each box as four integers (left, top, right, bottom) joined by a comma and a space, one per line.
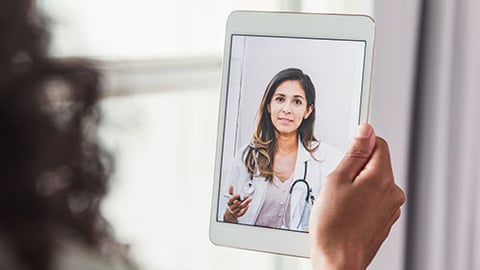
268, 80, 313, 136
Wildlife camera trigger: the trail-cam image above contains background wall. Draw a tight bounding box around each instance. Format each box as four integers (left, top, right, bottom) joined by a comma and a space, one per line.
226, 35, 365, 157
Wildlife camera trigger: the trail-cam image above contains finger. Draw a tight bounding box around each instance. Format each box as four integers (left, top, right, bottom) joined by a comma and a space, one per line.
228, 194, 242, 206
364, 137, 392, 173
230, 197, 252, 215
391, 208, 402, 225
232, 196, 251, 210
397, 186, 406, 207
237, 205, 250, 217
333, 123, 376, 181
388, 184, 407, 209
232, 204, 246, 215
239, 197, 253, 208
228, 185, 234, 196
226, 205, 235, 216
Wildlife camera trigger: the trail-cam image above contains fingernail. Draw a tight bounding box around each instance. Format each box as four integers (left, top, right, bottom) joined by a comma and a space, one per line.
356, 123, 372, 138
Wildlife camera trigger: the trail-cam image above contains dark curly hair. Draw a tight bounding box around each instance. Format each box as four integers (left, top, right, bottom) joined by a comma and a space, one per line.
0, 1, 114, 269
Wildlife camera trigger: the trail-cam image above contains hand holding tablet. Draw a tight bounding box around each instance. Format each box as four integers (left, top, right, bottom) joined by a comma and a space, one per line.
210, 11, 404, 260
310, 124, 406, 269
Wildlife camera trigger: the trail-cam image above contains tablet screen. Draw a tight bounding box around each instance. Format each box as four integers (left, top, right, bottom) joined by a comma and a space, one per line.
216, 34, 367, 232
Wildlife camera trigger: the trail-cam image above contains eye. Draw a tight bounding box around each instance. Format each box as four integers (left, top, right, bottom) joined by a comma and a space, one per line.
274, 96, 285, 102
293, 99, 303, 105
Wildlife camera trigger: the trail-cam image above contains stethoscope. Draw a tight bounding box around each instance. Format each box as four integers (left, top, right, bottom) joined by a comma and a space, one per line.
289, 161, 315, 204
242, 161, 315, 229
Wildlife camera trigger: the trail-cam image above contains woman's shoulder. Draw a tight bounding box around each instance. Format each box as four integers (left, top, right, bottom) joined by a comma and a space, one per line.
309, 141, 343, 163
233, 144, 250, 162
319, 141, 343, 155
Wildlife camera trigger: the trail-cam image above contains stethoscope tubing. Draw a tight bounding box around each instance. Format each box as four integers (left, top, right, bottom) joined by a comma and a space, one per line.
242, 161, 314, 229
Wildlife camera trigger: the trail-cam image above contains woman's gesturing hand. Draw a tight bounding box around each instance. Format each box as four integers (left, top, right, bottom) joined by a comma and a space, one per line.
224, 185, 253, 223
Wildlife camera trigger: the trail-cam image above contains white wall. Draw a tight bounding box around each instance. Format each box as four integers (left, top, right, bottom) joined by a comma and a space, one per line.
226, 35, 365, 156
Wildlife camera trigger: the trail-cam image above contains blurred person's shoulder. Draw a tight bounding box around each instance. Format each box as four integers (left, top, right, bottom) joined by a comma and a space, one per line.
0, 236, 139, 270
55, 237, 140, 270
0, 237, 21, 269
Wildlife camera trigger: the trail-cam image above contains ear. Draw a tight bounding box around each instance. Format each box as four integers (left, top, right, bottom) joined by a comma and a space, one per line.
304, 105, 313, 119
267, 104, 271, 113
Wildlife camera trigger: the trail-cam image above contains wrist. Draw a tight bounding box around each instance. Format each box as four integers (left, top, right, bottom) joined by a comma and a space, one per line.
311, 244, 365, 270
223, 211, 238, 223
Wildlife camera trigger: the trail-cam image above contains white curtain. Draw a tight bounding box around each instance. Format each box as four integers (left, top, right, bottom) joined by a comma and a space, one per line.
407, 0, 480, 269
368, 0, 421, 269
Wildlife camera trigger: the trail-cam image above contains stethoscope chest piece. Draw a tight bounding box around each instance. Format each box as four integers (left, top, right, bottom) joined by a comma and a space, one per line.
243, 180, 255, 195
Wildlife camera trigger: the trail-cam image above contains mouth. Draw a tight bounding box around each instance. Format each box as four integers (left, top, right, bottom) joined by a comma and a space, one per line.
278, 117, 293, 124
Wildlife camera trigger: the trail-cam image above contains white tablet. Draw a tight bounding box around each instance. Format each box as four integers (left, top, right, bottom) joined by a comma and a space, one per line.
210, 11, 375, 257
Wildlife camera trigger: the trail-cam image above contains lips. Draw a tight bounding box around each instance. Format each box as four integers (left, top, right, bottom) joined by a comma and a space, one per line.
277, 117, 293, 124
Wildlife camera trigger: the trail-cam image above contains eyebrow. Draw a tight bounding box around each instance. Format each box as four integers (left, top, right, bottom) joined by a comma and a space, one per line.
273, 93, 306, 100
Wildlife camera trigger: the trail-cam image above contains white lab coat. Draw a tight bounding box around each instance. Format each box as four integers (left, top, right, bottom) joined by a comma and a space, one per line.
219, 139, 342, 231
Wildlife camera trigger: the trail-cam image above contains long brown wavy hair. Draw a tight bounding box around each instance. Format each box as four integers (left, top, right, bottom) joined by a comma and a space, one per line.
243, 68, 318, 181
0, 1, 114, 269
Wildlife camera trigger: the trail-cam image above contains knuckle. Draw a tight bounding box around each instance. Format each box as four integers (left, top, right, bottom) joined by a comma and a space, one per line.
393, 208, 402, 222
375, 177, 394, 195
396, 186, 406, 206
347, 145, 371, 160
387, 184, 405, 207
376, 136, 387, 145
324, 171, 345, 186
376, 137, 391, 154
326, 171, 339, 181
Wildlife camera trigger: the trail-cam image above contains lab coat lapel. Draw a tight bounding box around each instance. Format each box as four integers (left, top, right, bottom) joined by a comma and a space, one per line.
240, 176, 268, 224
288, 140, 312, 229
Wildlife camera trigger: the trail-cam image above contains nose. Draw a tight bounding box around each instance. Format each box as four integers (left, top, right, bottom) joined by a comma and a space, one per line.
281, 102, 292, 113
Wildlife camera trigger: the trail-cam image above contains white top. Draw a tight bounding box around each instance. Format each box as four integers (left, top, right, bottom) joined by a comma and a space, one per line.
255, 175, 293, 228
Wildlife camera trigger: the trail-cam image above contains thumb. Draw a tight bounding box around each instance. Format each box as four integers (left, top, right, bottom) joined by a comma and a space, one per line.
333, 123, 376, 181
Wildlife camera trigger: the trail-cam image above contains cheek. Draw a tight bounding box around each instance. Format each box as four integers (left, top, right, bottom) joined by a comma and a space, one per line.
295, 107, 308, 119
269, 103, 280, 115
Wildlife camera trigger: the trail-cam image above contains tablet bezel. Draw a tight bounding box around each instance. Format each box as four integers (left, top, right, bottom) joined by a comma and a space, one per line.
209, 11, 375, 258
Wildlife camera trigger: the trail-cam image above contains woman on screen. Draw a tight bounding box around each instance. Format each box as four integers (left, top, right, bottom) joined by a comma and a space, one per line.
220, 68, 342, 231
